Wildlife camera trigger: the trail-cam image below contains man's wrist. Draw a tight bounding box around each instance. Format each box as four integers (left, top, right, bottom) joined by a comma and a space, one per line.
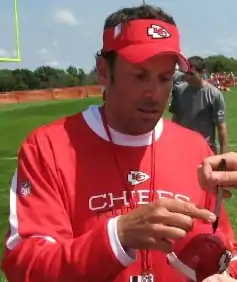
117, 215, 128, 250
107, 216, 136, 267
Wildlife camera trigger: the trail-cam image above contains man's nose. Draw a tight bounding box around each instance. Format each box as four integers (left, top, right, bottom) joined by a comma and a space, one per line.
143, 80, 162, 98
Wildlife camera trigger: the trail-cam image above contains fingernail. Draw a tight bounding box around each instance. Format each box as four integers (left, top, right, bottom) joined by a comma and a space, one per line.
208, 214, 216, 222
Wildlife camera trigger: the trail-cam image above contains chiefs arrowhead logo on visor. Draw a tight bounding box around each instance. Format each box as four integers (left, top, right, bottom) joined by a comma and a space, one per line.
147, 24, 171, 39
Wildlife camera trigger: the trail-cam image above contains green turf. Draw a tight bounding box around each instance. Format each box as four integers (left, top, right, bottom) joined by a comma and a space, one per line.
0, 97, 102, 281
0, 92, 237, 281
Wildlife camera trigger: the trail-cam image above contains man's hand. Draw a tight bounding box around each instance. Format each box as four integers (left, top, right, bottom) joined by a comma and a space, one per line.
198, 152, 237, 197
202, 274, 236, 281
117, 198, 216, 253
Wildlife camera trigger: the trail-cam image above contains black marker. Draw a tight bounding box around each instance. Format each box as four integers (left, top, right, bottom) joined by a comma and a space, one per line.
212, 159, 227, 233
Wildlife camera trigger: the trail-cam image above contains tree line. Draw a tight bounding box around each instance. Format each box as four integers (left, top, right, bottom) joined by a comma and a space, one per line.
0, 66, 97, 93
0, 55, 236, 93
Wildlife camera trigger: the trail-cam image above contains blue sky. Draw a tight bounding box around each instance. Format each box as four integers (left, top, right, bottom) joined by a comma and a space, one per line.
0, 0, 236, 72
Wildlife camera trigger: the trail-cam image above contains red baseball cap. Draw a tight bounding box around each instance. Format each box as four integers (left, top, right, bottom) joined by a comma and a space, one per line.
167, 223, 233, 281
102, 19, 189, 72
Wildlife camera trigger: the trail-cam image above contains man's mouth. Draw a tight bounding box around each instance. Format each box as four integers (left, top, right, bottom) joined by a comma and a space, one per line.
137, 108, 158, 114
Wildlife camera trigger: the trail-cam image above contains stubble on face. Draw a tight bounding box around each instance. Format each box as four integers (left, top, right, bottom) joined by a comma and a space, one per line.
104, 54, 176, 135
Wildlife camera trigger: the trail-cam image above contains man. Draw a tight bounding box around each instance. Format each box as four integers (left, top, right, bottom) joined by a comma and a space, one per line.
199, 152, 237, 193
202, 69, 208, 80
168, 67, 184, 108
173, 68, 185, 86
1, 5, 236, 282
170, 56, 228, 154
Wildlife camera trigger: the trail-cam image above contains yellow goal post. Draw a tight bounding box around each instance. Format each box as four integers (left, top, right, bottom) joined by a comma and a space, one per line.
0, 0, 21, 62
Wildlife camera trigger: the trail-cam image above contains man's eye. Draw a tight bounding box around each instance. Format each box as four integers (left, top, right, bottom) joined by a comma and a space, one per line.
135, 73, 147, 79
159, 76, 172, 82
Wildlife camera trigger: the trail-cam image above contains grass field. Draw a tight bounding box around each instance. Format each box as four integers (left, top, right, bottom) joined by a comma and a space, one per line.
0, 92, 237, 281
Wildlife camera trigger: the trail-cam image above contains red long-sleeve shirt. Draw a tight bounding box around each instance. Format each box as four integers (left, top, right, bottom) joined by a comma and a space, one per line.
1, 105, 237, 281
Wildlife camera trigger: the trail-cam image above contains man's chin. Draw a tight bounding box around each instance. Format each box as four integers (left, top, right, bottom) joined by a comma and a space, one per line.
137, 115, 162, 134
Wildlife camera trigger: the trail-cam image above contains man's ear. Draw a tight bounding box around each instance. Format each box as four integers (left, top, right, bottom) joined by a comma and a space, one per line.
96, 55, 110, 88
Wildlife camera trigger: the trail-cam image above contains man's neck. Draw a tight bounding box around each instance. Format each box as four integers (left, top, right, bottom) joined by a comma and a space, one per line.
82, 105, 164, 146
102, 103, 129, 134
102, 103, 153, 136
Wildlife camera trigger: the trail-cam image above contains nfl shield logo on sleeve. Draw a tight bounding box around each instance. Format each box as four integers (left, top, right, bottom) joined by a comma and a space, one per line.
20, 181, 31, 196
130, 274, 154, 282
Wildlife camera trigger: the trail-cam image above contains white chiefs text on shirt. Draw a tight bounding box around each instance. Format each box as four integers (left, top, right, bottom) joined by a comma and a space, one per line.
89, 189, 191, 211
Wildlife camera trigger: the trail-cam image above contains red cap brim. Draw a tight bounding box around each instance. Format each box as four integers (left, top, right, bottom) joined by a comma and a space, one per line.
117, 43, 189, 72
168, 223, 233, 282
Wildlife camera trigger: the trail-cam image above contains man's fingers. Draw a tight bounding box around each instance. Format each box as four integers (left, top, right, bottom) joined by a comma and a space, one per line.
152, 224, 187, 241
200, 170, 237, 190
198, 163, 216, 192
153, 239, 173, 253
198, 165, 237, 193
199, 153, 237, 191
162, 199, 216, 222
211, 171, 237, 188
140, 235, 173, 253
202, 152, 237, 171
155, 211, 194, 231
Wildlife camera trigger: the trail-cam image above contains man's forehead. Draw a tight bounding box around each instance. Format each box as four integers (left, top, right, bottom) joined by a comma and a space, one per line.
131, 55, 176, 73
131, 66, 175, 75
145, 53, 177, 63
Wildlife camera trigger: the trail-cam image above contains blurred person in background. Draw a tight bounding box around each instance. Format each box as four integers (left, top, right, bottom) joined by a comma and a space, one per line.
173, 65, 185, 86
169, 56, 228, 154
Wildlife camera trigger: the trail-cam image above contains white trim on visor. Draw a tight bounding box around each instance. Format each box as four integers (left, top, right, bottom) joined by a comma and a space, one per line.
177, 54, 189, 73
167, 252, 197, 281
160, 51, 189, 73
167, 250, 233, 281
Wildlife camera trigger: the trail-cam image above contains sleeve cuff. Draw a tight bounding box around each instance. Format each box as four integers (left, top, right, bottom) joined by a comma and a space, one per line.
107, 216, 137, 267
231, 255, 237, 262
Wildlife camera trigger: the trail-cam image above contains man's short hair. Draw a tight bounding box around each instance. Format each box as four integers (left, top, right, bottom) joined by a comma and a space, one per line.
96, 5, 176, 80
103, 5, 176, 29
188, 56, 206, 73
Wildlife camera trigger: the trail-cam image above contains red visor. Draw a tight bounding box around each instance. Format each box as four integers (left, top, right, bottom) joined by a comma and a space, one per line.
102, 19, 189, 72
168, 223, 233, 281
